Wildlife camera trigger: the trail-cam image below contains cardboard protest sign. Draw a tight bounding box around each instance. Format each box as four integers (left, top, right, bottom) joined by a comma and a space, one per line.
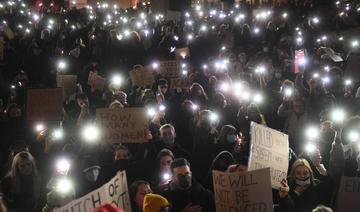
337, 176, 360, 212
54, 171, 132, 212
321, 47, 343, 62
175, 47, 190, 60
26, 88, 64, 121
88, 71, 106, 91
56, 74, 77, 98
96, 108, 149, 143
159, 60, 180, 78
248, 122, 289, 189
129, 65, 154, 87
69, 0, 87, 9
294, 49, 305, 74
213, 168, 273, 212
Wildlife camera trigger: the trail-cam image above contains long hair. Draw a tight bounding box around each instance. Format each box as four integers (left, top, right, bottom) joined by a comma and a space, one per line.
288, 158, 315, 188
10, 151, 41, 197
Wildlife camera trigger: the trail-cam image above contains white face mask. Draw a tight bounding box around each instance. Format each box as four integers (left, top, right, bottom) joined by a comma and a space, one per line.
85, 169, 99, 182
296, 178, 311, 186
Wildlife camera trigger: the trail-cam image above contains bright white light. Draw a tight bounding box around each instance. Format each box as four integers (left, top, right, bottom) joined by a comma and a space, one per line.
163, 173, 171, 180
253, 93, 263, 104
81, 125, 100, 142
152, 62, 159, 69
306, 126, 319, 140
192, 104, 198, 110
321, 36, 327, 41
33, 14, 40, 21
112, 75, 123, 87
344, 79, 352, 86
48, 19, 54, 25
322, 76, 330, 84
220, 82, 230, 92
296, 37, 303, 43
335, 1, 340, 5
57, 60, 66, 70
284, 88, 293, 97
182, 70, 188, 75
348, 131, 359, 142
173, 35, 179, 41
187, 34, 193, 40
312, 17, 320, 24
324, 66, 330, 71
147, 107, 156, 117
299, 57, 307, 66
159, 105, 166, 111
282, 12, 288, 18
313, 73, 319, 78
52, 128, 64, 140
339, 36, 344, 41
351, 40, 359, 48
305, 143, 316, 153
253, 27, 260, 34
35, 123, 45, 132
255, 66, 266, 74
200, 25, 207, 32
56, 178, 73, 194
331, 108, 346, 123
56, 158, 70, 174
209, 112, 219, 122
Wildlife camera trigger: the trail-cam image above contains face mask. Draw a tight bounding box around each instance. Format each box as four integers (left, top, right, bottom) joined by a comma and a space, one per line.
275, 73, 282, 79
161, 88, 168, 94
178, 174, 192, 190
163, 135, 174, 147
226, 135, 236, 144
296, 178, 311, 186
85, 169, 99, 182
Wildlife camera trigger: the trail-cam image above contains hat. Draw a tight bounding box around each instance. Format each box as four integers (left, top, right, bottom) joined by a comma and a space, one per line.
143, 194, 169, 212
91, 203, 124, 212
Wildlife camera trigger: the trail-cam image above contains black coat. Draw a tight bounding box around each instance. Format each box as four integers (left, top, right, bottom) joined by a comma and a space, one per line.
161, 179, 215, 212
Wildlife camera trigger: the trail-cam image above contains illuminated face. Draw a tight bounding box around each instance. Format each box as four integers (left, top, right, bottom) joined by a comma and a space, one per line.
114, 149, 128, 161
172, 165, 191, 186
18, 158, 32, 176
160, 155, 173, 173
135, 184, 152, 209
294, 165, 311, 181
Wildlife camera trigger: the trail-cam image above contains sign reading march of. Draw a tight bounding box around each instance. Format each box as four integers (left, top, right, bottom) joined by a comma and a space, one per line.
248, 122, 289, 189
54, 171, 132, 212
96, 108, 149, 143
213, 168, 273, 212
337, 176, 360, 212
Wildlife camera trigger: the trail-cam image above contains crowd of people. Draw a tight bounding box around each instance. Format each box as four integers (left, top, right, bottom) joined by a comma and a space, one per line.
0, 0, 360, 211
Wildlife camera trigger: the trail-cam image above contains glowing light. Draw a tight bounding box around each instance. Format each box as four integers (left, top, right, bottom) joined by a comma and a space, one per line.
35, 123, 45, 132
56, 158, 70, 174
81, 124, 100, 142
330, 108, 346, 123
55, 178, 73, 194
306, 126, 319, 140
348, 131, 359, 142
305, 143, 316, 153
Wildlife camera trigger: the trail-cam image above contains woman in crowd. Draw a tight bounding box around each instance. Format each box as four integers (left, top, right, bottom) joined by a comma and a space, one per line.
129, 180, 153, 212
0, 151, 42, 212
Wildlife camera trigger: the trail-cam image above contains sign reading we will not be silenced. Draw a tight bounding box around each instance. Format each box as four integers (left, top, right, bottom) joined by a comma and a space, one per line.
54, 171, 132, 212
213, 168, 273, 212
337, 176, 360, 212
96, 108, 149, 143
248, 122, 289, 189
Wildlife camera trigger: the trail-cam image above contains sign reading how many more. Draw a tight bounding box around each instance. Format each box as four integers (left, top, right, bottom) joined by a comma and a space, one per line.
248, 122, 289, 189
54, 171, 132, 212
96, 108, 149, 143
159, 60, 180, 78
337, 176, 360, 212
213, 168, 273, 212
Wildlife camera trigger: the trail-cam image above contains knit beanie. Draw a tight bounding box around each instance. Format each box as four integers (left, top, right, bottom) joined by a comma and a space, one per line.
143, 194, 169, 212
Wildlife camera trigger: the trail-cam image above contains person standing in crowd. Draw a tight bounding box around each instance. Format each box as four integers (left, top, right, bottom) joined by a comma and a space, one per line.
129, 180, 153, 212
161, 158, 215, 212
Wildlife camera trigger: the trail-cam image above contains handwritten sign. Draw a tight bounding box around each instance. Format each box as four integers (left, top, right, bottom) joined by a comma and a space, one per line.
169, 78, 189, 89
213, 168, 273, 212
129, 65, 154, 87
96, 108, 149, 143
159, 61, 180, 78
54, 171, 132, 212
337, 176, 360, 212
26, 88, 64, 121
248, 122, 289, 189
56, 74, 77, 98
88, 71, 106, 92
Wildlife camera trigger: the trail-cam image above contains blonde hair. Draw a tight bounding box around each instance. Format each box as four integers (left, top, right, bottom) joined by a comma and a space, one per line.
288, 158, 314, 188
11, 151, 41, 197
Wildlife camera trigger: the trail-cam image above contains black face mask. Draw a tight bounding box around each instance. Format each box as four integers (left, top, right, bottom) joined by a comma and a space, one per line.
178, 174, 192, 190
114, 159, 129, 171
